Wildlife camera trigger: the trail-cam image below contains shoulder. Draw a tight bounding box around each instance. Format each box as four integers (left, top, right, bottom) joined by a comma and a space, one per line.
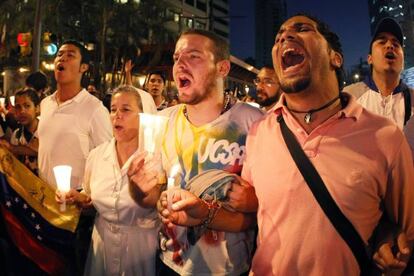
227, 102, 265, 126
343, 82, 369, 99
159, 104, 181, 118
88, 139, 112, 159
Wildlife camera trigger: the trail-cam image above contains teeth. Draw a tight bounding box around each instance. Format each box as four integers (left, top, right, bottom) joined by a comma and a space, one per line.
282, 48, 298, 57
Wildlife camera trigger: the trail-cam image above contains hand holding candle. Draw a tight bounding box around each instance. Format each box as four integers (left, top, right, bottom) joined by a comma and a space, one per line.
53, 165, 72, 212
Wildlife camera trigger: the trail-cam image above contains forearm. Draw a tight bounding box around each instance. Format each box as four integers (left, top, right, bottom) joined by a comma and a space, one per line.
209, 207, 256, 232
125, 70, 132, 86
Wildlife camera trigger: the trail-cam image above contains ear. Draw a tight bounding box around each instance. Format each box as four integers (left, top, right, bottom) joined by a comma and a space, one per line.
330, 50, 343, 69
367, 54, 373, 65
217, 60, 231, 77
80, 63, 89, 73
35, 105, 40, 116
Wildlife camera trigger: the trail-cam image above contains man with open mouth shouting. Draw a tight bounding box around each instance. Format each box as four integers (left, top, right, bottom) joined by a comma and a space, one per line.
344, 17, 414, 130
128, 29, 263, 275
241, 14, 414, 275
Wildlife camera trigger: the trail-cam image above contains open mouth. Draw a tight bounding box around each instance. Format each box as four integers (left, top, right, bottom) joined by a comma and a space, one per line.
114, 125, 123, 131
57, 64, 65, 71
178, 76, 191, 88
281, 48, 305, 70
385, 52, 396, 60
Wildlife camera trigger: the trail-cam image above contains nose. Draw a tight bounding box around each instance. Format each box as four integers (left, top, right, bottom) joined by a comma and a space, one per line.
276, 29, 295, 44
385, 40, 395, 49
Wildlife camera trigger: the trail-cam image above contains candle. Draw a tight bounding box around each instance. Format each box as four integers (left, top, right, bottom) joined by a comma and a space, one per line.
167, 164, 180, 210
53, 165, 72, 212
9, 96, 15, 107
144, 127, 155, 154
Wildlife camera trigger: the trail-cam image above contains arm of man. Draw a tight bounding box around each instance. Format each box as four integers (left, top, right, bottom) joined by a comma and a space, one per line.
226, 175, 258, 213
158, 189, 256, 232
375, 136, 414, 272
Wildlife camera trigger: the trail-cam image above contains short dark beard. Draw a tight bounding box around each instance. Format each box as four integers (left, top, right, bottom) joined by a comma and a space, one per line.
280, 77, 310, 94
257, 94, 280, 107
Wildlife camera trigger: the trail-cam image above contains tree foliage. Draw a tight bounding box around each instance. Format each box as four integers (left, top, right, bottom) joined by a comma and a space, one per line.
0, 0, 173, 89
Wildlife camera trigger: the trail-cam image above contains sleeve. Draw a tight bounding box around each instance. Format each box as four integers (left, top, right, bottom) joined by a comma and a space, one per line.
89, 105, 112, 148
82, 148, 96, 196
241, 123, 258, 187
384, 135, 414, 241
404, 117, 414, 158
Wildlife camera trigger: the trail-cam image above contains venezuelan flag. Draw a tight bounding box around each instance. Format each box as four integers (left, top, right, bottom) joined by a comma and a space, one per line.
0, 147, 80, 275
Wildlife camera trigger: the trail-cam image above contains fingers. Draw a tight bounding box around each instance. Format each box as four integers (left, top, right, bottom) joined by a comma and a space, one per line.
397, 232, 410, 256
376, 243, 407, 270
372, 251, 386, 271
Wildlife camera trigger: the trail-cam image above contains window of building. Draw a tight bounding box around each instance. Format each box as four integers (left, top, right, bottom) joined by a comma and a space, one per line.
214, 28, 228, 38
215, 17, 229, 26
186, 0, 194, 6
196, 0, 207, 11
195, 20, 206, 29
212, 3, 228, 14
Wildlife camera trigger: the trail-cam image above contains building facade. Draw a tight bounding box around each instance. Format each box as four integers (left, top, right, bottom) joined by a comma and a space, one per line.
255, 0, 287, 68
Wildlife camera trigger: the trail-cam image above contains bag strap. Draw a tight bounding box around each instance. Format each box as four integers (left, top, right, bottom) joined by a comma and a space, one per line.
277, 115, 370, 273
402, 87, 412, 126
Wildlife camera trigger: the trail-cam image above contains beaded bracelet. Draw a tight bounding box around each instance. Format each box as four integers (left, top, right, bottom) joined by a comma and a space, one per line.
200, 200, 221, 229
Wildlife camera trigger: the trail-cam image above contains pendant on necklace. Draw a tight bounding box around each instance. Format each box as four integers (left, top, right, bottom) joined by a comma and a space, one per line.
304, 113, 312, 124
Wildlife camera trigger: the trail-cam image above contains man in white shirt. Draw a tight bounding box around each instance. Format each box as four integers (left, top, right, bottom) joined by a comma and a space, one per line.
38, 40, 112, 189
38, 40, 112, 275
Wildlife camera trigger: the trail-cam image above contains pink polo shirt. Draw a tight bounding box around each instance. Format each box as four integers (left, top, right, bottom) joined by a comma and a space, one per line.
242, 93, 414, 275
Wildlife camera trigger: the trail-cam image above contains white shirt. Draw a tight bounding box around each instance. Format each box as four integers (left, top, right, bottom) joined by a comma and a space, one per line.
38, 89, 112, 189
344, 80, 414, 130
83, 138, 159, 276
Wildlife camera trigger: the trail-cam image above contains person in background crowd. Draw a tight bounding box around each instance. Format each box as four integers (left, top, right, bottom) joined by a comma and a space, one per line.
87, 84, 101, 99
343, 17, 413, 130
128, 29, 263, 275
123, 59, 157, 114
56, 85, 160, 276
254, 66, 281, 112
25, 71, 49, 100
145, 70, 169, 111
0, 88, 40, 175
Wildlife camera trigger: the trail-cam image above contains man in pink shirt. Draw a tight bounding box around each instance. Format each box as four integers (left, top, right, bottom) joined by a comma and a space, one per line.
241, 14, 414, 275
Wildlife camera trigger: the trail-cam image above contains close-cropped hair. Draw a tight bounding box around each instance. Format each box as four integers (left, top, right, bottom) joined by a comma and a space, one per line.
178, 29, 230, 62
25, 71, 48, 91
60, 40, 90, 65
15, 88, 41, 106
293, 13, 345, 90
111, 85, 143, 112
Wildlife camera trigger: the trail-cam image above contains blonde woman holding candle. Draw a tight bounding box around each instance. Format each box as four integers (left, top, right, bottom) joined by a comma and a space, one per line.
56, 85, 160, 276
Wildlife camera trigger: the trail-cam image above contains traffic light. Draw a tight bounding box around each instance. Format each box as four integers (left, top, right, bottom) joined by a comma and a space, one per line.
17, 32, 32, 56
43, 32, 57, 55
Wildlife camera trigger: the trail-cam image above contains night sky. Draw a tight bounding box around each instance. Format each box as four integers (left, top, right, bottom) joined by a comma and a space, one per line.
229, 0, 371, 72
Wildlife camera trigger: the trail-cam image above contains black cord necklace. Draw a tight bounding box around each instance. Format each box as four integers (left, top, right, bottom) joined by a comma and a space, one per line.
287, 95, 340, 124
